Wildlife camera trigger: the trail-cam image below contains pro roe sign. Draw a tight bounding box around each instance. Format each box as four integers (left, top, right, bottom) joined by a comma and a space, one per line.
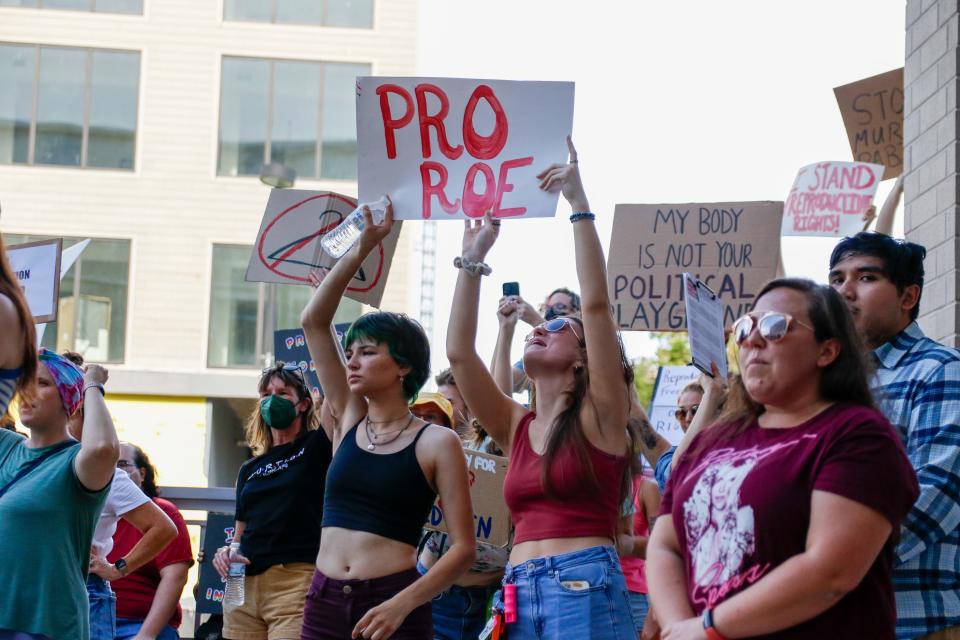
357, 76, 575, 220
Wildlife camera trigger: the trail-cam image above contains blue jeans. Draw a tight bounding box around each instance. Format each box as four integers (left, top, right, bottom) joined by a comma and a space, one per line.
493, 546, 634, 639
431, 583, 496, 640
628, 592, 649, 634
87, 575, 116, 640
115, 619, 179, 639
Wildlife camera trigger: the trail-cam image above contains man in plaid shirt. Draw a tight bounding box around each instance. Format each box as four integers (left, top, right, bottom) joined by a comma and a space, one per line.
830, 232, 960, 640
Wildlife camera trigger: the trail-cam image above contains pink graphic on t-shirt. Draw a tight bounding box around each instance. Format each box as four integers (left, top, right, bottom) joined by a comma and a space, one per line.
682, 435, 817, 608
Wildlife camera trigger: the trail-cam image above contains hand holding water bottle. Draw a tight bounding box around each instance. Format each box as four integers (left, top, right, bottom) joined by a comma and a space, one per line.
213, 541, 249, 579
320, 195, 394, 259
355, 195, 395, 256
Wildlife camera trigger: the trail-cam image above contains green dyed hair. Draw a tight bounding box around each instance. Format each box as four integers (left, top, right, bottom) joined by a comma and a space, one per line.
344, 312, 431, 403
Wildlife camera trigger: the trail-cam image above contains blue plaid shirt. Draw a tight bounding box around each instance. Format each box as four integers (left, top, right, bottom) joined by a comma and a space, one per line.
873, 322, 960, 639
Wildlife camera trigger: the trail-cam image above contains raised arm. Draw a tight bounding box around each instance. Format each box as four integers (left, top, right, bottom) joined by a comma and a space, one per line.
671, 362, 726, 470
874, 175, 903, 236
629, 385, 673, 469
490, 297, 519, 396
74, 364, 120, 492
537, 138, 629, 438
446, 217, 527, 452
300, 205, 395, 437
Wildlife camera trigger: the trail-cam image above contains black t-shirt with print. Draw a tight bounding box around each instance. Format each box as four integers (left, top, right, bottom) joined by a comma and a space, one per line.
234, 428, 332, 575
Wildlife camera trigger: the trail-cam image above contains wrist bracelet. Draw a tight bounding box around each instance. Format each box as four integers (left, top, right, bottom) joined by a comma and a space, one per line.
454, 256, 492, 277
569, 211, 596, 223
702, 608, 729, 640
83, 382, 105, 396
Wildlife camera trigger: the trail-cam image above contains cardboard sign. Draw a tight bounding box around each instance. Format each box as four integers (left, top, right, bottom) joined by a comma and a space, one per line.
273, 322, 352, 398
195, 512, 236, 615
782, 161, 884, 237
7, 238, 62, 323
607, 202, 783, 331
833, 68, 903, 180
424, 448, 510, 546
245, 189, 402, 308
357, 76, 575, 220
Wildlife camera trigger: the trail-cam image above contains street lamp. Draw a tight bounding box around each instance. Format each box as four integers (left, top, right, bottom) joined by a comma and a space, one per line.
258, 162, 297, 189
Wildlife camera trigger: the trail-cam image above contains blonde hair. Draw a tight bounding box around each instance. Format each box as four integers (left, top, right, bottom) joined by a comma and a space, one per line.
244, 365, 320, 456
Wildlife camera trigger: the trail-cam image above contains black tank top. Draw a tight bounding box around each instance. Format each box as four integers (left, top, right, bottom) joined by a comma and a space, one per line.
322, 420, 437, 547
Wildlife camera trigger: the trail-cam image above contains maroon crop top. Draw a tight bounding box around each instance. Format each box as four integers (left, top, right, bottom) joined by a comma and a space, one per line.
503, 412, 628, 545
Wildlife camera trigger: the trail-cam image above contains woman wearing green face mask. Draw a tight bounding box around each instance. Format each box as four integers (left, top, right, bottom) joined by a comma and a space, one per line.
212, 363, 333, 640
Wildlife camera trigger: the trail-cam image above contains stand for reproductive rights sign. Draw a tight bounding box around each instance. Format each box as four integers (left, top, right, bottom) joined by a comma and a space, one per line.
356, 77, 575, 220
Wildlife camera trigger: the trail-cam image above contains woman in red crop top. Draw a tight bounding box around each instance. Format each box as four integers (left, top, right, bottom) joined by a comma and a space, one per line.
299, 203, 475, 640
446, 138, 640, 639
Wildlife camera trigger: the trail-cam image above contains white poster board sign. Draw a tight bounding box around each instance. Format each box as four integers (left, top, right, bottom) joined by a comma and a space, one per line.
7, 238, 62, 323
244, 189, 401, 308
357, 76, 575, 220
648, 365, 701, 446
36, 239, 91, 343
782, 161, 884, 237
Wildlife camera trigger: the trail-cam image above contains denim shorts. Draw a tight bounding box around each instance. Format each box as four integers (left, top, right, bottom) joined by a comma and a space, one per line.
628, 592, 649, 634
493, 545, 635, 639
115, 619, 179, 639
87, 575, 116, 640
431, 582, 496, 640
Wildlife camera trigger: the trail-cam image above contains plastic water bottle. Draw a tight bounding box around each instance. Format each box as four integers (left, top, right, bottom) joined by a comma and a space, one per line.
223, 542, 245, 606
320, 195, 390, 259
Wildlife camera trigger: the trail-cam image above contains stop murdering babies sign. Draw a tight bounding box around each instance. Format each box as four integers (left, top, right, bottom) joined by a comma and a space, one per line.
356, 76, 575, 220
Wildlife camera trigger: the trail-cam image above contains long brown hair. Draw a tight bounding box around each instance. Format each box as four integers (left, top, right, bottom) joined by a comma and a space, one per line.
691, 278, 875, 456
535, 318, 640, 509
0, 235, 37, 399
244, 363, 320, 456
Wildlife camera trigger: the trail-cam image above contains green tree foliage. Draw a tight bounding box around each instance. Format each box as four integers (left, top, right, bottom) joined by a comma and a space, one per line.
633, 332, 692, 408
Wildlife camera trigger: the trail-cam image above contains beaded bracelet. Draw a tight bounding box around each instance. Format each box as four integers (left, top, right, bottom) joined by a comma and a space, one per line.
453, 256, 492, 277
570, 211, 596, 223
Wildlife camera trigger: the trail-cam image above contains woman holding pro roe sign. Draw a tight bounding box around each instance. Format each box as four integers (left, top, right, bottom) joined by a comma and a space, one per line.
447, 138, 640, 638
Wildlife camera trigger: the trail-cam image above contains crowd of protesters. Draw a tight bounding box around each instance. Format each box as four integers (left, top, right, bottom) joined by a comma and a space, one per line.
0, 137, 957, 640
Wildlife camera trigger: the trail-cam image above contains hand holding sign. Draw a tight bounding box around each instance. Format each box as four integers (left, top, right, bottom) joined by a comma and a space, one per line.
461, 212, 501, 264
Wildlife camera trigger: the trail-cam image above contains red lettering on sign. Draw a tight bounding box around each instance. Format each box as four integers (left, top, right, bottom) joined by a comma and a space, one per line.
415, 84, 464, 160
463, 85, 509, 160
377, 84, 414, 160
493, 156, 534, 218
420, 161, 461, 219
462, 162, 497, 217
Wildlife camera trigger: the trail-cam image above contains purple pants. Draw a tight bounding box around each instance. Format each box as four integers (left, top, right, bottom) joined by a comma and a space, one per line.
300, 567, 432, 639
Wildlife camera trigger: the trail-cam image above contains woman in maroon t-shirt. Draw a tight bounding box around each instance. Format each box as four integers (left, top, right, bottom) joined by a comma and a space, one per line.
647, 278, 918, 640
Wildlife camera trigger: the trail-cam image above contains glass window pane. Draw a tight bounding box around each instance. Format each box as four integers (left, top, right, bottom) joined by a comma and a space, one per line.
276, 0, 321, 24
88, 50, 138, 169
0, 235, 128, 363
42, 0, 91, 9
0, 44, 34, 164
93, 0, 142, 14
325, 0, 373, 27
35, 47, 85, 167
224, 0, 270, 21
270, 61, 319, 179
209, 245, 260, 367
218, 58, 269, 176
320, 62, 368, 179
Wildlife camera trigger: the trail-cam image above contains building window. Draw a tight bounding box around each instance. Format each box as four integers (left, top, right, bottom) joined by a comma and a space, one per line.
0, 43, 140, 169
3, 234, 131, 363
224, 0, 373, 28
208, 244, 361, 368
0, 0, 142, 14
217, 57, 368, 181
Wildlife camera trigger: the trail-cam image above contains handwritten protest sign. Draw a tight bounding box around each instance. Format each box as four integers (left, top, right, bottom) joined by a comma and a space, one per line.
834, 68, 903, 180
7, 238, 62, 323
36, 239, 90, 343
782, 161, 884, 237
648, 365, 701, 446
357, 76, 575, 220
425, 449, 510, 546
273, 323, 351, 398
196, 512, 235, 615
245, 189, 401, 308
607, 202, 782, 331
